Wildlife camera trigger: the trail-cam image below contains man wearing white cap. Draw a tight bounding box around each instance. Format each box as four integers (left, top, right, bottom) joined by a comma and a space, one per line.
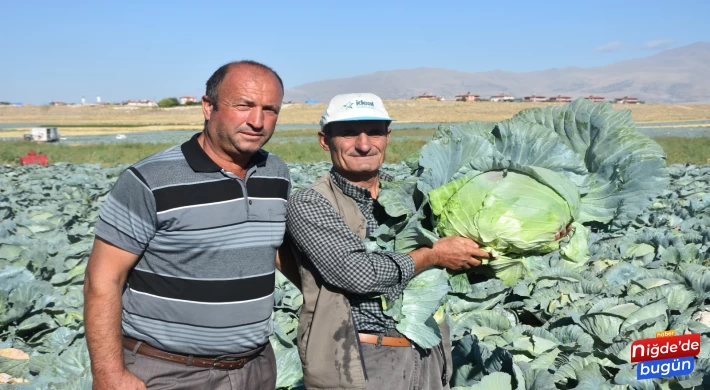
286, 93, 490, 389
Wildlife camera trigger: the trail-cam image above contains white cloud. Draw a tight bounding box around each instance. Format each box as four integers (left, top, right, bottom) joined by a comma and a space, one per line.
595, 41, 624, 52
643, 40, 674, 50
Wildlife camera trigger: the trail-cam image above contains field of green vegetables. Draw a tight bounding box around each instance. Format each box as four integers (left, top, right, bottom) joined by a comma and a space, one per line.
1, 100, 709, 389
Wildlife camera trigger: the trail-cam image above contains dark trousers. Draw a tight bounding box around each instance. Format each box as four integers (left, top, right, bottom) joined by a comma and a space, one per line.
123, 343, 277, 390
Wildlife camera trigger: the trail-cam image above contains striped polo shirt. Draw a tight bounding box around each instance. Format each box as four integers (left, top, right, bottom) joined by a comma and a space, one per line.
93, 133, 290, 356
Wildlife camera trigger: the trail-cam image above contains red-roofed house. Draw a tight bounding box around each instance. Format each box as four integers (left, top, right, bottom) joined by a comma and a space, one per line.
524, 95, 546, 102
455, 92, 480, 102
584, 95, 605, 103
547, 95, 573, 103
614, 96, 639, 104
416, 93, 439, 101
179, 96, 197, 105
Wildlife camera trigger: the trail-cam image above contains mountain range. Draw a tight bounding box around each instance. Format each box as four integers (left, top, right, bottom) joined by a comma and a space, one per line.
284, 42, 710, 103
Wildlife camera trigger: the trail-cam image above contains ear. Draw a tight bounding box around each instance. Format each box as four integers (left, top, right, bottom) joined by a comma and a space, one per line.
318, 131, 330, 151
202, 95, 213, 121
386, 127, 392, 142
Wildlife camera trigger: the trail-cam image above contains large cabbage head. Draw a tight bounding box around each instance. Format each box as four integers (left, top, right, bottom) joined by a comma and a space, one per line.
372, 99, 668, 260
429, 167, 580, 254
368, 98, 669, 349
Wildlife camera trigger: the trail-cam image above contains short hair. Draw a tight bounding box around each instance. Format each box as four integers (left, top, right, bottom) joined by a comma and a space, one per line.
205, 60, 284, 111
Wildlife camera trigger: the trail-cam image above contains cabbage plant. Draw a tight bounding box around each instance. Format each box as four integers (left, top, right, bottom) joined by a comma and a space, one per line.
369, 98, 670, 347
1, 158, 708, 389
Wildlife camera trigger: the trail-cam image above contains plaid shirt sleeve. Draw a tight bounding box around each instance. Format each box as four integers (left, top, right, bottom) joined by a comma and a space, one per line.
286, 188, 415, 300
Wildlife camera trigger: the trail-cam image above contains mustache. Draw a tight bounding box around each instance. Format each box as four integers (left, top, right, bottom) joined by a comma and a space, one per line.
235, 127, 264, 135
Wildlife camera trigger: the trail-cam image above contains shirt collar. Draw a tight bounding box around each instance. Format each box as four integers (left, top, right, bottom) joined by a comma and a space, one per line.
181, 132, 268, 173
330, 168, 394, 200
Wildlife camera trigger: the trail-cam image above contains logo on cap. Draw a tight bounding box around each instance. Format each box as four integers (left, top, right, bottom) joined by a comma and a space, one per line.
356, 100, 375, 108
343, 102, 354, 110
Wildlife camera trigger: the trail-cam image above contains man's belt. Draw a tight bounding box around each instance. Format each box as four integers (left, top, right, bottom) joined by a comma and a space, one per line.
358, 333, 411, 347
122, 337, 263, 370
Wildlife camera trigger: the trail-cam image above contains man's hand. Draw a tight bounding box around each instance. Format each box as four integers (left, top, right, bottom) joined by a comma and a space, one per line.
554, 225, 573, 241
84, 238, 142, 390
93, 369, 146, 390
431, 236, 491, 270
410, 236, 491, 274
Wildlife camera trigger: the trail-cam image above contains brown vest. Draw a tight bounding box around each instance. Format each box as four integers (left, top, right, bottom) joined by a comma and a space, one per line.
295, 173, 368, 390
294, 173, 453, 390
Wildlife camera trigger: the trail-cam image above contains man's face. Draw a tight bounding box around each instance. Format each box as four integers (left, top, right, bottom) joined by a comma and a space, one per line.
202, 65, 283, 157
319, 120, 391, 177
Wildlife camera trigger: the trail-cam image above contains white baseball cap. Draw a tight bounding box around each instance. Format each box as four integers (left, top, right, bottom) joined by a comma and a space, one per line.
319, 93, 394, 131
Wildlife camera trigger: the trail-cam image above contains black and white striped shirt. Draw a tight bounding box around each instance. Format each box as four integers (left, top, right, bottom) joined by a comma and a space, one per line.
94, 132, 291, 355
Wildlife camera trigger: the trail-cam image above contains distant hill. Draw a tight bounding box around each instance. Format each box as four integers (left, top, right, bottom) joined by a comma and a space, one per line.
284, 42, 710, 103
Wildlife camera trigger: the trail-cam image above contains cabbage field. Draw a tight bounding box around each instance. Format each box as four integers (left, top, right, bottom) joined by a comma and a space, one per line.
1, 99, 709, 389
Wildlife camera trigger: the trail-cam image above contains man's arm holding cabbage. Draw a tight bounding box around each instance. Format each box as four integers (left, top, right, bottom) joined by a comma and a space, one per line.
286, 192, 491, 299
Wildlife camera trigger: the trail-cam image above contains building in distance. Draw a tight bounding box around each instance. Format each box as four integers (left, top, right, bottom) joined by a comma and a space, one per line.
455, 92, 480, 102
123, 100, 158, 107
415, 92, 441, 101
614, 96, 640, 104
547, 95, 572, 103
179, 96, 197, 105
584, 95, 606, 103
524, 95, 547, 102
490, 93, 516, 102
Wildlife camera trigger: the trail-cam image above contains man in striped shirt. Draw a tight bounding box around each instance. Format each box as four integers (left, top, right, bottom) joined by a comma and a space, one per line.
84, 60, 298, 390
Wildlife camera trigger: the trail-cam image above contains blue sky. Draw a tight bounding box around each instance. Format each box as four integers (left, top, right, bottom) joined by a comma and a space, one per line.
2, 0, 708, 104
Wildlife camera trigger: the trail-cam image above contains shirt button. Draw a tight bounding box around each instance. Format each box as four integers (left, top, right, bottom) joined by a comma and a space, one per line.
249, 200, 252, 205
